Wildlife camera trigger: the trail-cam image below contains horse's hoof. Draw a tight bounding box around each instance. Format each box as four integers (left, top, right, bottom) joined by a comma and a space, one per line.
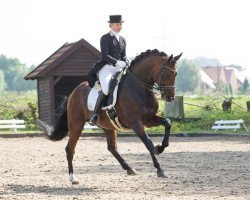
71, 180, 79, 185
154, 145, 165, 155
127, 168, 138, 175
69, 173, 79, 184
157, 170, 167, 178
154, 145, 160, 155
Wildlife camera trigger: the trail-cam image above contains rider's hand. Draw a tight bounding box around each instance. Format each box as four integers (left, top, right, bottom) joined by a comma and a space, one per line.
116, 60, 127, 68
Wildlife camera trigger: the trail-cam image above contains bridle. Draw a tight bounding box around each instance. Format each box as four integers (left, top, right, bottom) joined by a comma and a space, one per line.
126, 60, 177, 96
157, 61, 177, 93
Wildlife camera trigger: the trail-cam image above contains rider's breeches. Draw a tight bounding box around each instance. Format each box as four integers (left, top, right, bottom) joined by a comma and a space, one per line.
97, 64, 121, 95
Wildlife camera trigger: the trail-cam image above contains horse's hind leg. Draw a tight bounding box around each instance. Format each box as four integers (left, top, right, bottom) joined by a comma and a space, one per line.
103, 128, 137, 175
66, 116, 84, 184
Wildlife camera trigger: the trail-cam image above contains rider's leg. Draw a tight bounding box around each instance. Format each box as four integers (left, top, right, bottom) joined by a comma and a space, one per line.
89, 91, 106, 125
89, 65, 114, 125
97, 65, 115, 95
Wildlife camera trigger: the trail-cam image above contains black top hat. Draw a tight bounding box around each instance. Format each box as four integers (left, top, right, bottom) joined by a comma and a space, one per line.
108, 15, 124, 23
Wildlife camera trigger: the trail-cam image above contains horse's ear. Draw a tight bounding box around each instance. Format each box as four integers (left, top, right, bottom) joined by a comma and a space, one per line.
174, 52, 183, 62
168, 54, 173, 63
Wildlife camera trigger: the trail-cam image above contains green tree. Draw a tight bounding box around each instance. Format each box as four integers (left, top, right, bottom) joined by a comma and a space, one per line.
0, 54, 36, 92
176, 59, 201, 92
239, 78, 249, 94
0, 70, 5, 93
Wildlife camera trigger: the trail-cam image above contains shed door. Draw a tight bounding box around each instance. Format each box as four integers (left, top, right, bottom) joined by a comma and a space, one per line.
54, 76, 88, 123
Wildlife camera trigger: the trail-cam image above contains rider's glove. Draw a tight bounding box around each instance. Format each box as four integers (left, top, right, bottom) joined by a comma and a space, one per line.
116, 60, 127, 68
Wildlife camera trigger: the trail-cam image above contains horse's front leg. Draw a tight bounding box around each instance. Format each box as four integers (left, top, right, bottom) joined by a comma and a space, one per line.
132, 122, 166, 178
145, 115, 171, 155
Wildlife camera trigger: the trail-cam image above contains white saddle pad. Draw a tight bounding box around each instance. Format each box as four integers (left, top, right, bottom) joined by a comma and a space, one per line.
87, 83, 119, 111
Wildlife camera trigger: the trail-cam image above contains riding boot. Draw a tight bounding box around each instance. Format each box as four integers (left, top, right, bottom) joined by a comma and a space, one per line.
89, 91, 107, 125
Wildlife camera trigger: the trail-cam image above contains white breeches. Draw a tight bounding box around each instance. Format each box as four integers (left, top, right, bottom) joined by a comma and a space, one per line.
97, 64, 121, 95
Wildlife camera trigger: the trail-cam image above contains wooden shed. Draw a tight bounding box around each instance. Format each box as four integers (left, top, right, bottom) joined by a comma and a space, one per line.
25, 38, 101, 126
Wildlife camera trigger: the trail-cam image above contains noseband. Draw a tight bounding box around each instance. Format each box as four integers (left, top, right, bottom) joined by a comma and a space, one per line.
126, 60, 177, 96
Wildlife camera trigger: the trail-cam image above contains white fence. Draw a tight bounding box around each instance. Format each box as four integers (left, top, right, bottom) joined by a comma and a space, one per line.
212, 119, 248, 132
0, 119, 26, 132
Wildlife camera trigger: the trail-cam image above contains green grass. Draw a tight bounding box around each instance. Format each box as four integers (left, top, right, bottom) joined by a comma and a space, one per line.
147, 95, 250, 134
0, 91, 38, 130
1, 91, 249, 134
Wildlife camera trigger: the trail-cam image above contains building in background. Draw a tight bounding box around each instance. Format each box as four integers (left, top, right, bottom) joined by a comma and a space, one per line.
200, 65, 246, 94
25, 39, 101, 126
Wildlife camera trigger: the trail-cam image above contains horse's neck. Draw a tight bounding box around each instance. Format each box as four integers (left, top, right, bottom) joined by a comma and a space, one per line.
123, 74, 159, 113
131, 56, 163, 85
126, 63, 155, 101
131, 63, 154, 86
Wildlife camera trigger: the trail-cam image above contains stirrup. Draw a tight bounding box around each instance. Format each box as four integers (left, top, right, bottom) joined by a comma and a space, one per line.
89, 114, 98, 126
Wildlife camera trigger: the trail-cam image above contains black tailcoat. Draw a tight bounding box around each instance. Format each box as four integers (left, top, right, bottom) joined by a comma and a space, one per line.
87, 31, 127, 87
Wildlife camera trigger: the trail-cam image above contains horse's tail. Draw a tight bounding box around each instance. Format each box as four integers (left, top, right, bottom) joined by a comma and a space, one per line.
37, 97, 69, 141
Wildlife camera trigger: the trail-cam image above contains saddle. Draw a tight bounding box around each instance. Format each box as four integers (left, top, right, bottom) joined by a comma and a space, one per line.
87, 70, 130, 132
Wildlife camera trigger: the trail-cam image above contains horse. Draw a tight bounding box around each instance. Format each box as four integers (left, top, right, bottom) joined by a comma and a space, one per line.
40, 49, 182, 184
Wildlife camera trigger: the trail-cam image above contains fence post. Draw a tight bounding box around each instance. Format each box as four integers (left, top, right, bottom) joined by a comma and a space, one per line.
165, 96, 184, 118
246, 101, 250, 112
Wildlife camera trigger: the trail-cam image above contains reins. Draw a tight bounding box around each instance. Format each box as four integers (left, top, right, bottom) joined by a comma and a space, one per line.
126, 61, 176, 96
126, 69, 158, 93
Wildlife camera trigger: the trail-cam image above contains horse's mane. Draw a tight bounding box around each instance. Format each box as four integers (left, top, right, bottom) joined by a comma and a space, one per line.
130, 49, 167, 67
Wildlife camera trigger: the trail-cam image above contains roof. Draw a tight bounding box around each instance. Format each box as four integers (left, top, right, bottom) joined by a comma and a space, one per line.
224, 68, 234, 83
225, 67, 245, 83
201, 66, 224, 83
25, 38, 100, 80
199, 69, 216, 89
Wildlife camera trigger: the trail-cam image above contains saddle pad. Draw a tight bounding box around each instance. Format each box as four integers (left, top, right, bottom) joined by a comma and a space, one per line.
87, 84, 101, 111
87, 83, 119, 111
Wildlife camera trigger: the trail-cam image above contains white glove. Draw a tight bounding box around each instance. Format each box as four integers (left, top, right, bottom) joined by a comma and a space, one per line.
116, 60, 127, 68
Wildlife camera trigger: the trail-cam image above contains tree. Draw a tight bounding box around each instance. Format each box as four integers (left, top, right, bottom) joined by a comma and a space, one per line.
176, 59, 201, 93
0, 54, 36, 92
239, 78, 249, 94
0, 70, 5, 93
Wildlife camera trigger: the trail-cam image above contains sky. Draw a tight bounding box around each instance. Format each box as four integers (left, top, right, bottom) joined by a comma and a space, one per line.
0, 0, 250, 74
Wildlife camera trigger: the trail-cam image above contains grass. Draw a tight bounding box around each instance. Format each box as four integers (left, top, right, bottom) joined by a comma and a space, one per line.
147, 95, 250, 134
0, 91, 249, 135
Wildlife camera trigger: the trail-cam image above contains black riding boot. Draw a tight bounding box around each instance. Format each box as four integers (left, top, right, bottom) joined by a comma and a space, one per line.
89, 91, 106, 125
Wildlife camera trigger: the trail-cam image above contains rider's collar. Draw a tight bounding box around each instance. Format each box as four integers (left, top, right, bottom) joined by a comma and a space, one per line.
109, 30, 120, 41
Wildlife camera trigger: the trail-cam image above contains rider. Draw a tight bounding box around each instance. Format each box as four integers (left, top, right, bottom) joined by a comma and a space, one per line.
88, 15, 128, 125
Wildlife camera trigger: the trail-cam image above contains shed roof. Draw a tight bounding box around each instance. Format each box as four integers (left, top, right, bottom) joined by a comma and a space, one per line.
25, 38, 100, 80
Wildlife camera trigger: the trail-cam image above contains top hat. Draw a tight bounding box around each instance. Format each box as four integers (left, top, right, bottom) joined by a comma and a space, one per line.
108, 15, 124, 23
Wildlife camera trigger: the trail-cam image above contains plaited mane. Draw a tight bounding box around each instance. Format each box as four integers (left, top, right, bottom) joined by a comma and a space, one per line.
130, 49, 167, 67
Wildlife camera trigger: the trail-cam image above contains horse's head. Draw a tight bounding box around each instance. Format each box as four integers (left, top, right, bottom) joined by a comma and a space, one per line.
129, 49, 182, 102
155, 53, 182, 102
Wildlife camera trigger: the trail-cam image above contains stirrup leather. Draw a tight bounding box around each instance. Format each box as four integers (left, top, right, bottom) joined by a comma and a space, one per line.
89, 114, 98, 125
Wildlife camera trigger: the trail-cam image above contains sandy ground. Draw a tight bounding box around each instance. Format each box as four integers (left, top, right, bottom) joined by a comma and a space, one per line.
0, 135, 249, 200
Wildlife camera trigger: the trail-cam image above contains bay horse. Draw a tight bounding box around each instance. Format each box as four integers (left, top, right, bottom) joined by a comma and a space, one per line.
40, 49, 182, 184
